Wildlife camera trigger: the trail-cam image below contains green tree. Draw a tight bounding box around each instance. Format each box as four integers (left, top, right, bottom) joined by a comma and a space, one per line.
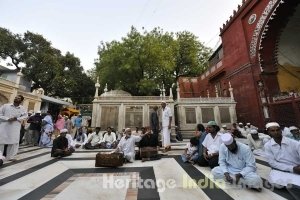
22, 31, 63, 95
95, 27, 212, 96
0, 27, 95, 102
0, 27, 26, 70
59, 52, 95, 103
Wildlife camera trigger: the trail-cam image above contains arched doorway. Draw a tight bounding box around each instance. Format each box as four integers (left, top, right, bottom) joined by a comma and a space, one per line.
259, 1, 300, 125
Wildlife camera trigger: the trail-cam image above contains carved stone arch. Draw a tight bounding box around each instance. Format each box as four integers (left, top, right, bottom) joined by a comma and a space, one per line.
258, 0, 300, 73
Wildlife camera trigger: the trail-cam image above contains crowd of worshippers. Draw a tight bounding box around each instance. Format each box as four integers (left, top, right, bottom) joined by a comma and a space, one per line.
18, 112, 91, 148
1, 100, 171, 165
180, 121, 300, 192
51, 126, 161, 162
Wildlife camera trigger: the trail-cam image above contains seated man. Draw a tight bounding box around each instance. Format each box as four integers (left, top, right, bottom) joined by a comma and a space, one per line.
264, 122, 300, 187
114, 128, 141, 163
288, 126, 300, 141
212, 133, 262, 191
51, 129, 74, 158
246, 129, 270, 157
100, 127, 117, 149
84, 127, 102, 149
73, 127, 88, 148
231, 123, 245, 138
198, 121, 222, 168
139, 127, 160, 162
60, 128, 76, 151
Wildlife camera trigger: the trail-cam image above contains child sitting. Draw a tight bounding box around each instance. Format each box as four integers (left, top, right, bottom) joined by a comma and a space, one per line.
181, 137, 199, 164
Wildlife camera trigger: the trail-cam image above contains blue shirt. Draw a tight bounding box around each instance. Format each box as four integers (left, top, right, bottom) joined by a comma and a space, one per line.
219, 142, 257, 176
74, 117, 82, 127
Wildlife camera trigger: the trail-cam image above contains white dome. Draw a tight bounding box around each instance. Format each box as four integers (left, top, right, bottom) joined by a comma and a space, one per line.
100, 90, 132, 97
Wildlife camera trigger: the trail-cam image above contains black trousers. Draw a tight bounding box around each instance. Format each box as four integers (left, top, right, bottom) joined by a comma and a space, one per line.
197, 155, 219, 169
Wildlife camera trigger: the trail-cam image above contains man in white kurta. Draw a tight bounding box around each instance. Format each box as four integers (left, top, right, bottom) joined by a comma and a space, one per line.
246, 129, 270, 158
115, 128, 141, 162
161, 101, 172, 151
101, 127, 117, 148
212, 133, 262, 190
264, 122, 300, 187
0, 95, 27, 160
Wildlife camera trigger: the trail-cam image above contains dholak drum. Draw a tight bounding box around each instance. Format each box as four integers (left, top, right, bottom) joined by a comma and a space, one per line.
95, 152, 124, 167
140, 147, 158, 158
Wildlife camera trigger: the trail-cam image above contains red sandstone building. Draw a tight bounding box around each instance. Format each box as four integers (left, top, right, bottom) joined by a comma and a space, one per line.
179, 0, 300, 128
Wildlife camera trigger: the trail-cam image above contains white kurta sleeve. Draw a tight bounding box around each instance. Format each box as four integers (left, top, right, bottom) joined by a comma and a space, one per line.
218, 144, 229, 174
17, 107, 28, 122
240, 147, 257, 177
112, 132, 116, 142
133, 135, 142, 142
0, 105, 9, 121
202, 136, 208, 148
264, 143, 294, 172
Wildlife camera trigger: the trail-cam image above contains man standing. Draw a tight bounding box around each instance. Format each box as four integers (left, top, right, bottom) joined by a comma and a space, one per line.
212, 133, 262, 191
150, 106, 159, 136
264, 122, 300, 187
161, 101, 172, 152
74, 114, 82, 134
0, 95, 27, 161
27, 110, 43, 146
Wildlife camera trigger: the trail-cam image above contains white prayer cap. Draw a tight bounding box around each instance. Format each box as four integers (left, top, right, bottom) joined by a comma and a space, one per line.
250, 129, 258, 134
222, 124, 227, 128
60, 129, 68, 133
125, 128, 131, 132
161, 101, 166, 104
289, 126, 299, 131
36, 110, 41, 114
221, 133, 234, 145
246, 123, 251, 125
265, 122, 280, 129
238, 122, 243, 125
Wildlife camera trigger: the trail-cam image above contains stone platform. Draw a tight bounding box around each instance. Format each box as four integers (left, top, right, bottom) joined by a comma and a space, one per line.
0, 143, 296, 200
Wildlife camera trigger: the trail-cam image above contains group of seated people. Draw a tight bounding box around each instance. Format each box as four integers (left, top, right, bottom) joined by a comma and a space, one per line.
181, 121, 300, 192
50, 120, 300, 193
51, 126, 161, 162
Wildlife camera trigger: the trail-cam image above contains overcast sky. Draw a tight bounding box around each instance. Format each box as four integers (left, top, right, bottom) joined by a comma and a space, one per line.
0, 0, 242, 70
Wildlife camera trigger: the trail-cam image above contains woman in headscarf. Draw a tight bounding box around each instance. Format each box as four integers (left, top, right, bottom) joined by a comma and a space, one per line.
55, 114, 65, 132
40, 111, 54, 147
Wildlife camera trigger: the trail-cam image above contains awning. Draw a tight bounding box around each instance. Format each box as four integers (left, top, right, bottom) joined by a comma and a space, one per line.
62, 107, 80, 113
41, 95, 72, 106
61, 107, 80, 117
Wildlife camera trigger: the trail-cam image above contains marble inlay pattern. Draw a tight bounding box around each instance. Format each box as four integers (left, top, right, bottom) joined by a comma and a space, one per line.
0, 145, 297, 200
42, 173, 139, 200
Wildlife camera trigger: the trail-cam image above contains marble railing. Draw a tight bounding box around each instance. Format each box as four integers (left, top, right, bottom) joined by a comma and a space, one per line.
94, 96, 170, 101
178, 97, 234, 103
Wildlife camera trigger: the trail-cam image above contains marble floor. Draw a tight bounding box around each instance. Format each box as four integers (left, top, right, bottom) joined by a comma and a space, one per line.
0, 143, 297, 200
